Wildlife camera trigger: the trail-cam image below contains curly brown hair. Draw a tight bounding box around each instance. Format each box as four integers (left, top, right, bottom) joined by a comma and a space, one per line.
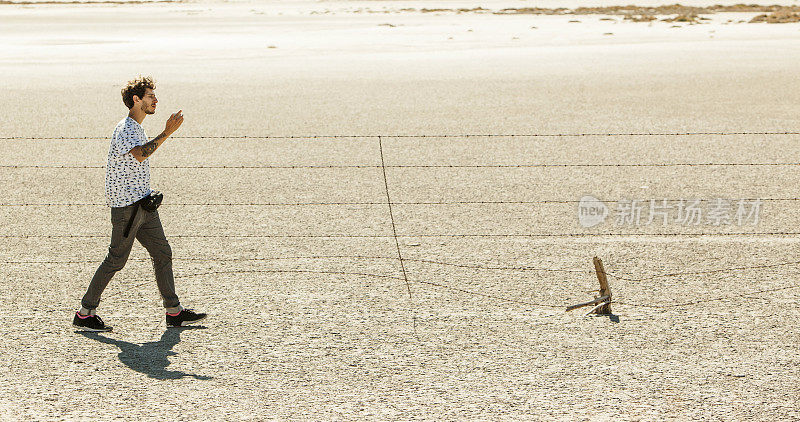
121, 76, 156, 109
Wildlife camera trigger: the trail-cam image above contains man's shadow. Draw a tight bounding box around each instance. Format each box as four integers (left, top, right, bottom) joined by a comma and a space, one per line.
79, 327, 212, 380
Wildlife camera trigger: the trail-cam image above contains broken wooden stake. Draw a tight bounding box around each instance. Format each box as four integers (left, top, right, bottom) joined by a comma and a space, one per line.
593, 256, 612, 314
565, 294, 609, 312
566, 256, 613, 315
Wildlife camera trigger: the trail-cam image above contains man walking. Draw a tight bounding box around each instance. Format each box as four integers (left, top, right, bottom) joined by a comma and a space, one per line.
73, 76, 206, 331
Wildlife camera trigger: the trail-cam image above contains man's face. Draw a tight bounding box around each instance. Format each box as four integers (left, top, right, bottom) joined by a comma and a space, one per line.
137, 88, 157, 115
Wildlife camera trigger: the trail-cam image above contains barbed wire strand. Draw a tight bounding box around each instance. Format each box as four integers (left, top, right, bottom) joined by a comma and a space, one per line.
3, 232, 800, 239
3, 230, 794, 309
5, 254, 796, 282
2, 163, 799, 169
102, 265, 797, 311
4, 252, 794, 309
379, 136, 413, 298
107, 268, 566, 309
378, 135, 418, 337
604, 259, 800, 282
0, 198, 792, 207
0, 255, 592, 273
2, 131, 799, 140
0, 197, 800, 207
616, 285, 800, 308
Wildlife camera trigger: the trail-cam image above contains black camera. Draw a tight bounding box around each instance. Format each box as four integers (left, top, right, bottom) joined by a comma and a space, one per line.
140, 190, 163, 212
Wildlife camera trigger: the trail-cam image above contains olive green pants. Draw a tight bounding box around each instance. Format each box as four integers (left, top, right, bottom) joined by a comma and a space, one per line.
81, 205, 180, 312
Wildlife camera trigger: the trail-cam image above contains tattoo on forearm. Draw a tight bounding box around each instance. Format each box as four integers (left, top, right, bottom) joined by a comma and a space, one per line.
140, 134, 167, 158
140, 142, 157, 157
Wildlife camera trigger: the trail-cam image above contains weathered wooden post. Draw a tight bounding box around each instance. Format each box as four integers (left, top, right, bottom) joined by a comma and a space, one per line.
592, 256, 612, 315
566, 256, 613, 315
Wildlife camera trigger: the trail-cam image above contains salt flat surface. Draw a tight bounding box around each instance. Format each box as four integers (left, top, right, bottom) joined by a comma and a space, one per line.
1, 1, 799, 420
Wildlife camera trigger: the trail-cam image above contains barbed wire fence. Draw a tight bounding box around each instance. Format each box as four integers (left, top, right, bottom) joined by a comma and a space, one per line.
2, 132, 799, 314
2, 131, 799, 140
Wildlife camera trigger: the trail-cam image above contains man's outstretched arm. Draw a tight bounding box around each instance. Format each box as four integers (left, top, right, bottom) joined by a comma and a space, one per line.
130, 110, 184, 162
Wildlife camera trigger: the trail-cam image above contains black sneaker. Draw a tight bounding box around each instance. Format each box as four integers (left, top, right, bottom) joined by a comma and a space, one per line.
166, 309, 207, 327
72, 312, 113, 332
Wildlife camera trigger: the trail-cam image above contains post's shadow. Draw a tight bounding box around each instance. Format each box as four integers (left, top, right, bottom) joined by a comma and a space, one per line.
79, 327, 213, 380
588, 313, 621, 323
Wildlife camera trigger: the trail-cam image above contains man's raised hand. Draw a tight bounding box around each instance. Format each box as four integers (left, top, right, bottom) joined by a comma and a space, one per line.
165, 110, 184, 136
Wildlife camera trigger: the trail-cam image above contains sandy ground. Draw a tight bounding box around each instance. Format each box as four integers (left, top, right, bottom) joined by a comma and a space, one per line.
1, 0, 800, 420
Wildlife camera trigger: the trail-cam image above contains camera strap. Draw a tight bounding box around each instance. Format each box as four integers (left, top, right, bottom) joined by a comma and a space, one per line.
122, 203, 140, 238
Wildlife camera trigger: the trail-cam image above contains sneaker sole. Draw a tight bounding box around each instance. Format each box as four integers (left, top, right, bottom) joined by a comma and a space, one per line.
168, 314, 207, 327
72, 324, 113, 332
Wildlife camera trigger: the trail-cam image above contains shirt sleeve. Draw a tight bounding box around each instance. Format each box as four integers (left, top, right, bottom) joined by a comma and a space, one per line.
113, 126, 141, 157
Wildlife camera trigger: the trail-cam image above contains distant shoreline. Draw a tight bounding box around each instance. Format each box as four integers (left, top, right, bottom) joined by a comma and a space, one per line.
411, 4, 800, 23
1, 1, 796, 14
2, 0, 799, 23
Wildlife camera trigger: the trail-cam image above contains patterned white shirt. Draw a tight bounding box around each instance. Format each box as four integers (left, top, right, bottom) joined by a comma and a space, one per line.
105, 117, 152, 207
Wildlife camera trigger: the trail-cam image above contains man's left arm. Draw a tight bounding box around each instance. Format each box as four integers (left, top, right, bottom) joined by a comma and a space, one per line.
130, 110, 184, 163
